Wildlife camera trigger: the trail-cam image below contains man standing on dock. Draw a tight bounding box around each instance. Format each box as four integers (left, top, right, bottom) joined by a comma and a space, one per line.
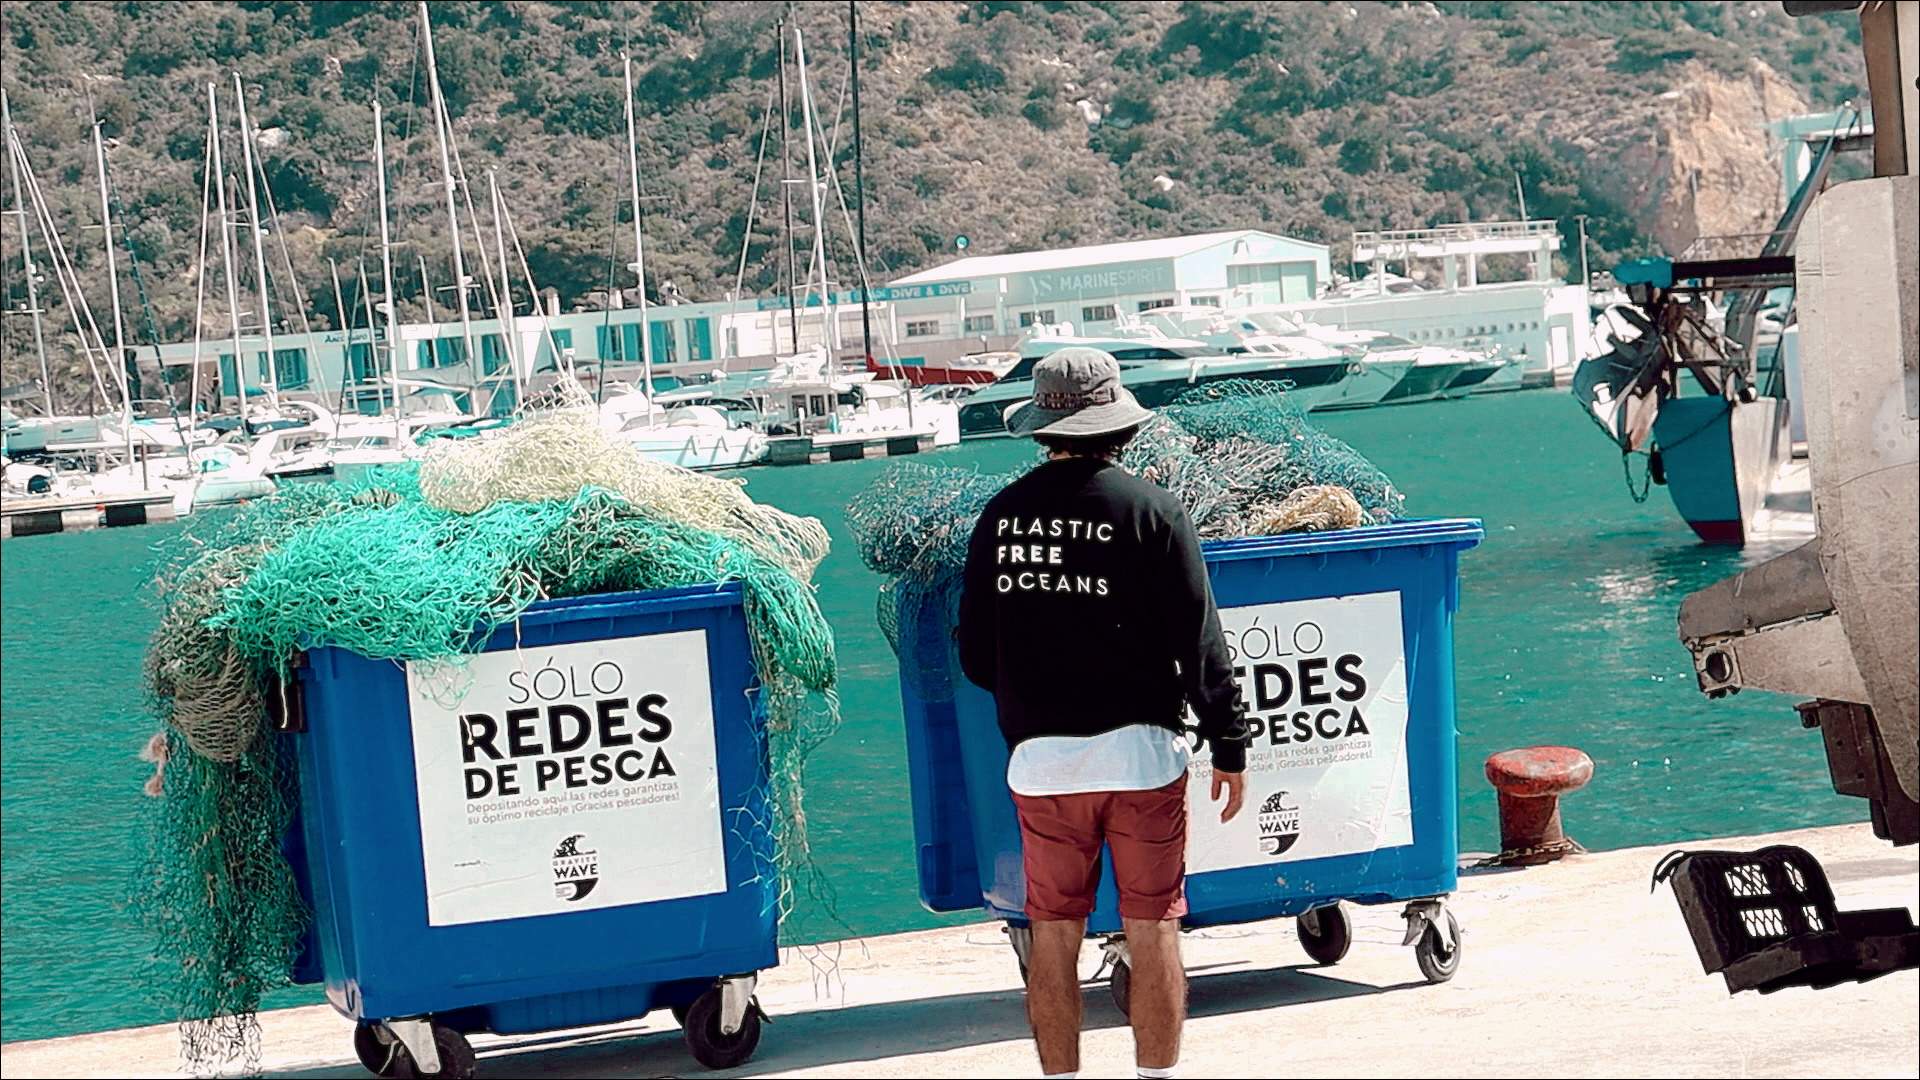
958, 348, 1249, 1080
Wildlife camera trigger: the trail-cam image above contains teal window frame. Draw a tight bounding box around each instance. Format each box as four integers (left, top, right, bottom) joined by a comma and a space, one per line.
595, 324, 627, 362
274, 347, 310, 390
348, 342, 376, 383
479, 333, 508, 376
649, 320, 675, 364
685, 318, 713, 361
541, 327, 574, 369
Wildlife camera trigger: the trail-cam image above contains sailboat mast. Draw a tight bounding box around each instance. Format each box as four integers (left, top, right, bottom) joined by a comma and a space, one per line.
847, 0, 908, 422
373, 100, 405, 440
10, 122, 113, 411
208, 84, 249, 425
2, 90, 54, 416
621, 53, 655, 418
417, 254, 437, 324
487, 169, 521, 403
791, 25, 832, 350
357, 259, 379, 418
232, 73, 280, 409
329, 256, 353, 423
185, 120, 214, 436
849, 1, 874, 369
776, 18, 800, 353
90, 118, 136, 469
418, 1, 476, 389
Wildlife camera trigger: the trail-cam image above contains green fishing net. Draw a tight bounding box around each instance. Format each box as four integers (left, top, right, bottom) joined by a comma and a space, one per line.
848, 379, 1403, 700
134, 408, 839, 1076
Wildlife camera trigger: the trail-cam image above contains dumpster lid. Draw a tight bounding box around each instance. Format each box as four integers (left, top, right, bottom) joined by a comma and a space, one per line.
1202, 518, 1484, 562
514, 581, 747, 625
296, 580, 748, 655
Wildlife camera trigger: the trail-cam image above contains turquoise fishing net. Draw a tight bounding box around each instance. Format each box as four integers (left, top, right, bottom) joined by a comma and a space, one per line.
136, 450, 838, 1075
1130, 379, 1403, 531
848, 380, 1403, 702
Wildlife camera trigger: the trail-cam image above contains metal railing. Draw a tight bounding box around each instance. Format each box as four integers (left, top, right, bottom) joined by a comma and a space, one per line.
1352, 219, 1560, 250
1679, 230, 1794, 262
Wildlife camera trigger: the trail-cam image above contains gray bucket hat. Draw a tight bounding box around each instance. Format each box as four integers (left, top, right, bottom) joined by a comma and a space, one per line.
1005, 347, 1155, 438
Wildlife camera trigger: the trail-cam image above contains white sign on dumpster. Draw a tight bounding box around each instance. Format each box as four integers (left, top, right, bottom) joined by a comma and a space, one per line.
407, 630, 727, 926
1186, 590, 1413, 873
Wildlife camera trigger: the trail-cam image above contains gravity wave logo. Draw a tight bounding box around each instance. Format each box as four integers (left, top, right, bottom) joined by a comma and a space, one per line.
1258, 791, 1301, 856
552, 833, 600, 901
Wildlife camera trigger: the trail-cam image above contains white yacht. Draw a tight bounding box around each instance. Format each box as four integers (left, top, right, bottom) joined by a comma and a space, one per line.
2, 410, 105, 454
88, 397, 438, 509
1165, 305, 1516, 405
245, 427, 417, 486
1137, 307, 1400, 410
599, 388, 769, 471
87, 438, 276, 513
672, 349, 961, 463
957, 326, 1359, 438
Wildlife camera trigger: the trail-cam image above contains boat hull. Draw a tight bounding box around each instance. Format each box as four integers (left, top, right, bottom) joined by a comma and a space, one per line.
1379, 361, 1473, 405
1440, 362, 1505, 398
1653, 396, 1788, 546
1313, 358, 1415, 411
624, 428, 769, 471
865, 358, 1003, 387
1470, 361, 1527, 394
959, 357, 1353, 439
192, 473, 279, 509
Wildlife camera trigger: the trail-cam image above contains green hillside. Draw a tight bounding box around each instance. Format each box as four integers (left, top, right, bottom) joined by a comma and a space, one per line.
0, 1, 1865, 397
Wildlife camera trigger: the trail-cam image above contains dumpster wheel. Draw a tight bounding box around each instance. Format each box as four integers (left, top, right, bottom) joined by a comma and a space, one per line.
1414, 910, 1462, 984
1107, 957, 1132, 1017
1297, 903, 1353, 965
1005, 923, 1034, 984
385, 1023, 475, 1079
353, 1021, 402, 1077
683, 985, 764, 1070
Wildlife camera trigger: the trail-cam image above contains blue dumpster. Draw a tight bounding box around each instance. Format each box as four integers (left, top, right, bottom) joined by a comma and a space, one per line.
287, 584, 776, 1076
896, 519, 1484, 997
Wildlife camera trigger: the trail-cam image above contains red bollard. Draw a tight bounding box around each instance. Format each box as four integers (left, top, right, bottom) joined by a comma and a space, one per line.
1484, 746, 1594, 866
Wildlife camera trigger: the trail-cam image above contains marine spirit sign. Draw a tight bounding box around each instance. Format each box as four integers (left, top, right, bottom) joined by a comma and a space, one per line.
407, 630, 727, 926
1021, 260, 1175, 304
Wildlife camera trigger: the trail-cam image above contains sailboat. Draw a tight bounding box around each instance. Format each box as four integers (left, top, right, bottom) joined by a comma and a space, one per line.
1570, 115, 1858, 545
597, 46, 767, 471
744, 12, 959, 463
1, 89, 246, 514
0, 90, 107, 457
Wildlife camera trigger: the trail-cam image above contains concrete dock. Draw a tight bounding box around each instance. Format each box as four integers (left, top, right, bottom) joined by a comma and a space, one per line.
0, 489, 177, 539
4, 823, 1914, 1079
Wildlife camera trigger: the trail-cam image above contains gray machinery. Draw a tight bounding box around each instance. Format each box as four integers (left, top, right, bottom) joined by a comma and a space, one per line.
1680, 0, 1917, 848
1658, 0, 1918, 996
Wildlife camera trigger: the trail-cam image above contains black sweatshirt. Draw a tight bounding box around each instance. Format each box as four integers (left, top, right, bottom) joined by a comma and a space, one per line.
957, 456, 1249, 773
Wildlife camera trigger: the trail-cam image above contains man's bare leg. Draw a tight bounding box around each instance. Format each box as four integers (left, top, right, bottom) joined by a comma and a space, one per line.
1123, 916, 1185, 1073
1026, 918, 1086, 1075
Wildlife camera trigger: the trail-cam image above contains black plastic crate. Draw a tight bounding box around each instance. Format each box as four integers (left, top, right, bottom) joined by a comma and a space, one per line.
1654, 844, 1918, 993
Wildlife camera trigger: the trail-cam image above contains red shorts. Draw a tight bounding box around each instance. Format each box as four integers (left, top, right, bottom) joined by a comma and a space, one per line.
1011, 775, 1189, 922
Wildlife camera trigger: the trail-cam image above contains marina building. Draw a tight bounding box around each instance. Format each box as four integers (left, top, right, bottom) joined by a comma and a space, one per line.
147, 290, 884, 413
882, 229, 1331, 337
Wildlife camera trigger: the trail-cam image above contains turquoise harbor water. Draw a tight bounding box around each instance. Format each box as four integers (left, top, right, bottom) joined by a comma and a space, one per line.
0, 390, 1852, 1042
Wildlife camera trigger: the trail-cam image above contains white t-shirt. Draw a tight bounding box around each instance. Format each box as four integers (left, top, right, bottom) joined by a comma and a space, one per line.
1005, 722, 1191, 797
